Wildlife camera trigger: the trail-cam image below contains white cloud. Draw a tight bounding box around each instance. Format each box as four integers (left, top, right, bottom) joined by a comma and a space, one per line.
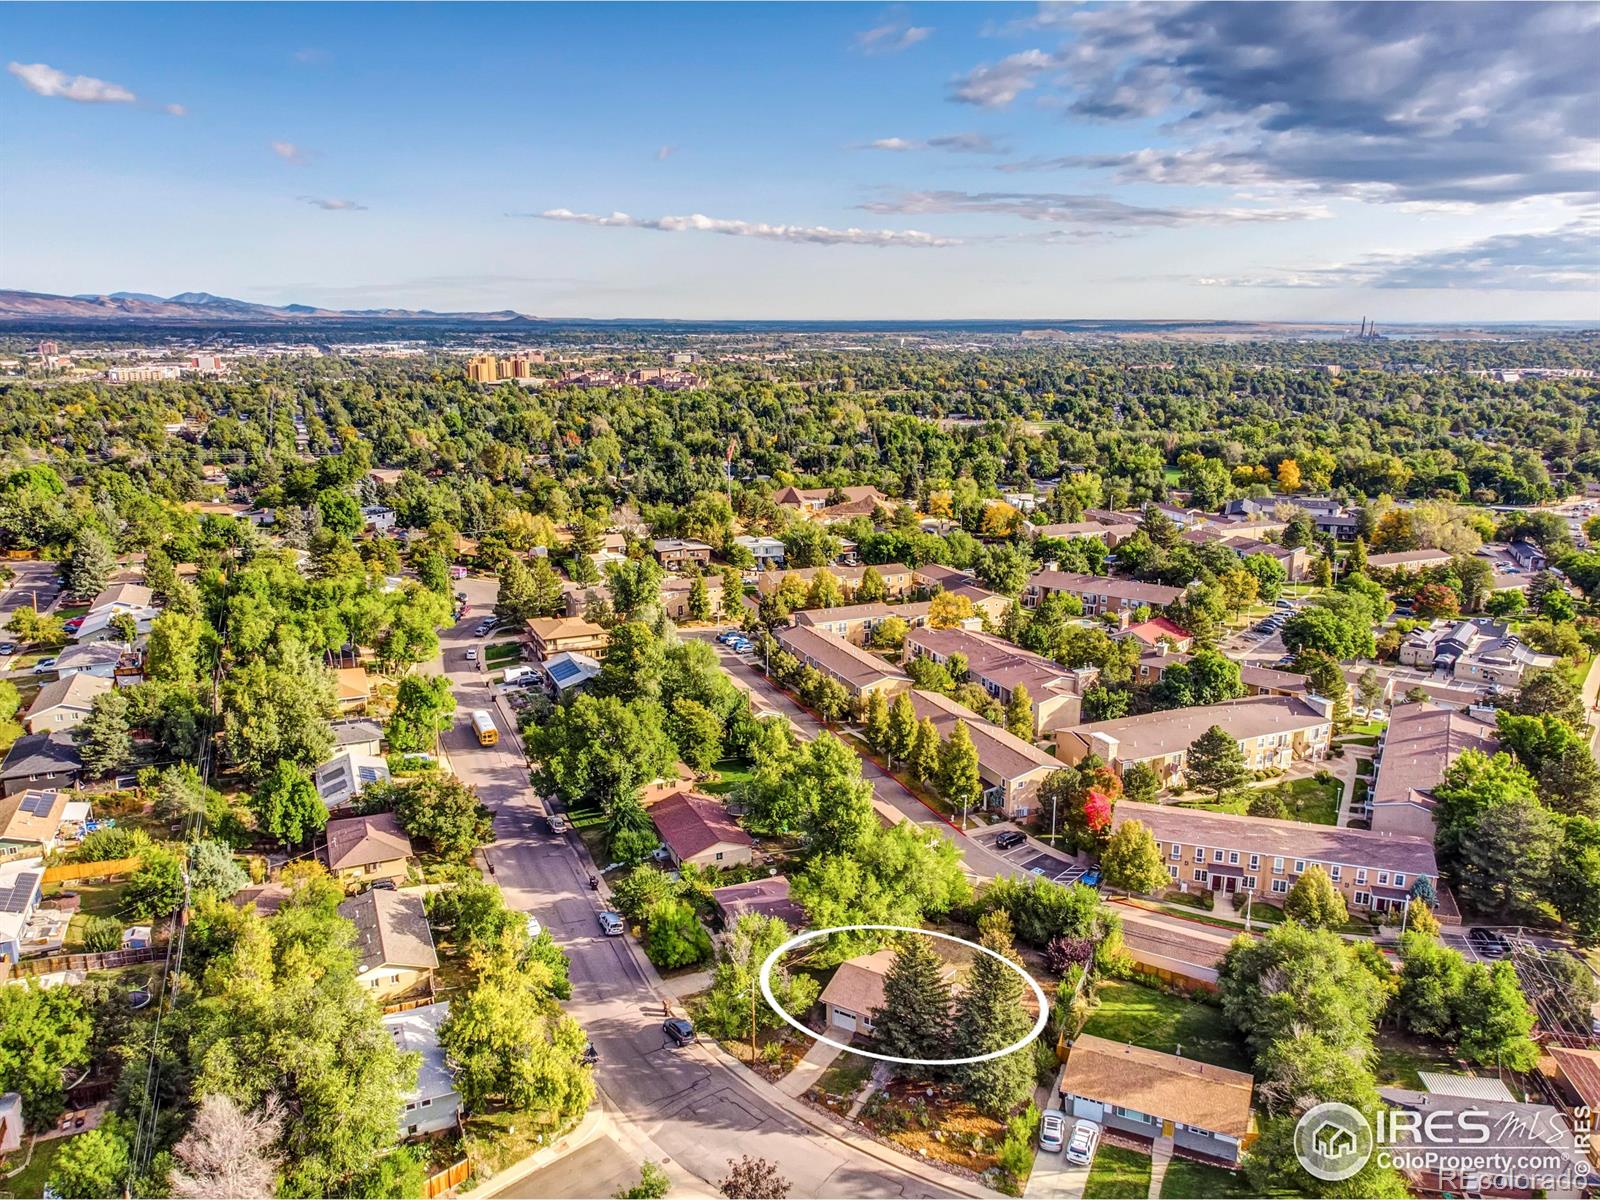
948, 49, 1058, 108
272, 141, 309, 164
164, 103, 187, 117
863, 132, 1007, 155
862, 189, 1329, 227
292, 48, 330, 64
656, 144, 677, 161
299, 196, 367, 211
8, 61, 137, 104
856, 20, 933, 54
532, 208, 960, 248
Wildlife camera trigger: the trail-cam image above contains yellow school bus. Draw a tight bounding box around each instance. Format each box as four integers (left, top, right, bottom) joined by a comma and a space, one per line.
471, 709, 498, 746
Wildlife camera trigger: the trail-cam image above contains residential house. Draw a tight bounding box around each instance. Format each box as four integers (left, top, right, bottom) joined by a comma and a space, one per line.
1367, 702, 1498, 838
945, 583, 1010, 624
913, 564, 974, 591
324, 811, 414, 885
902, 626, 1097, 734
1122, 617, 1194, 652
1135, 647, 1309, 698
1058, 695, 1334, 784
1224, 538, 1312, 582
818, 948, 895, 1036
1033, 521, 1140, 547
339, 887, 437, 999
333, 666, 372, 712
1294, 498, 1361, 540
0, 734, 84, 797
710, 876, 805, 930
641, 762, 697, 808
814, 494, 887, 525
1111, 799, 1439, 913
733, 535, 785, 570
651, 538, 715, 572
650, 792, 754, 869
87, 582, 153, 615
907, 689, 1062, 818
0, 1092, 22, 1155
361, 505, 397, 533
73, 606, 158, 644
314, 751, 391, 811
1378, 1087, 1591, 1198
660, 573, 724, 621
1399, 617, 1558, 688
0, 789, 70, 863
23, 673, 111, 734
1022, 571, 1184, 617
560, 580, 613, 619
773, 625, 908, 699
384, 1002, 462, 1137
526, 616, 609, 660
774, 485, 888, 515
1506, 539, 1548, 572
1057, 1035, 1254, 1166
755, 562, 914, 601
1548, 1047, 1600, 1144
329, 718, 385, 757
540, 650, 602, 696
1366, 547, 1455, 572
0, 861, 44, 962
51, 643, 125, 680
791, 600, 932, 646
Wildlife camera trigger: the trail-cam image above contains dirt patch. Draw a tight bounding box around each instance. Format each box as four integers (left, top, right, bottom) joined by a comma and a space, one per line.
859, 1079, 1007, 1175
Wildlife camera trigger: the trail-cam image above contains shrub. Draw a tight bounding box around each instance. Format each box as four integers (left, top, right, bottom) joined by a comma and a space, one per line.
80, 915, 122, 953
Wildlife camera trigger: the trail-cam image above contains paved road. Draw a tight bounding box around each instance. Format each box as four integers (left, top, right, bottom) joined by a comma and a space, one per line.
435, 582, 957, 1200
0, 559, 61, 623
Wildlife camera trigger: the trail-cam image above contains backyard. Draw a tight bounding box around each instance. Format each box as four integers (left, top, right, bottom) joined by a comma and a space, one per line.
1079, 980, 1250, 1072
1174, 775, 1340, 825
0, 1134, 75, 1199
1084, 1144, 1153, 1199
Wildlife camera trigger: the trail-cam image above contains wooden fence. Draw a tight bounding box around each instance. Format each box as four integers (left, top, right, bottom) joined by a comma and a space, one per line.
41, 857, 143, 884
0, 945, 159, 982
421, 1159, 471, 1198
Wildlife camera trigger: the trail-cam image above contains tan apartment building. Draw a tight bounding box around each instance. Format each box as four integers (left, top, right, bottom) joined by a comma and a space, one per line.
1057, 695, 1333, 786
755, 562, 914, 601
1032, 520, 1140, 547
791, 600, 932, 645
526, 615, 609, 660
1112, 799, 1439, 914
1135, 646, 1310, 698
1022, 570, 1184, 617
903, 626, 1097, 734
660, 574, 725, 621
1367, 702, 1498, 839
907, 689, 1061, 819
773, 624, 907, 699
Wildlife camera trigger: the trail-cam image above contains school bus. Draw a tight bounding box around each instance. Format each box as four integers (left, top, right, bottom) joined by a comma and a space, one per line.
470, 709, 498, 747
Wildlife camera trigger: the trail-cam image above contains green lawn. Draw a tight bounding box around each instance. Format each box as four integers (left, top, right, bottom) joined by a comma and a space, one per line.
812, 1053, 872, 1102
2, 1134, 74, 1198
1176, 776, 1339, 826
1159, 1158, 1254, 1199
699, 757, 754, 796
1084, 1145, 1153, 1200
484, 641, 524, 665
1080, 980, 1250, 1072
1372, 1029, 1460, 1089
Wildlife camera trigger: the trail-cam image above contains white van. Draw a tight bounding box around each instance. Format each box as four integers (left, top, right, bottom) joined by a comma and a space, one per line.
503, 665, 538, 685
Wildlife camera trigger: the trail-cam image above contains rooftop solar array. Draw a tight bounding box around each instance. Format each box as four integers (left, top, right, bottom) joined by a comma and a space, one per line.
20, 791, 56, 816
0, 869, 42, 914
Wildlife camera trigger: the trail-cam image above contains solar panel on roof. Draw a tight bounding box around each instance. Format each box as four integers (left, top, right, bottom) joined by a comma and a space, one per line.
549, 659, 581, 683
20, 792, 54, 816
357, 766, 381, 784
0, 871, 42, 913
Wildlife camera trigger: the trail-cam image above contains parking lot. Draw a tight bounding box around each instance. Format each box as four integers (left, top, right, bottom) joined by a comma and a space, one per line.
974, 829, 1087, 884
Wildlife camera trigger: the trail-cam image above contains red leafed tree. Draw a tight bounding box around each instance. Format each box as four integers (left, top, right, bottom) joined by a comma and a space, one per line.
1082, 790, 1114, 835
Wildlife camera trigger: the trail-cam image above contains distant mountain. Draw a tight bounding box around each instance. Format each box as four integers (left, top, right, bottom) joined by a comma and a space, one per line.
3, 289, 536, 324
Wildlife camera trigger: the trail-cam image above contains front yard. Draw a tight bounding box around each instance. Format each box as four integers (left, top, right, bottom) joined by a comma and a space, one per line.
1079, 980, 1249, 1072
1158, 1158, 1253, 1199
858, 1080, 1008, 1177
1083, 1145, 1153, 1199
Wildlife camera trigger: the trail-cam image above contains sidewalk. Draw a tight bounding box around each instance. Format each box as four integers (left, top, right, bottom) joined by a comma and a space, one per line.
777, 1035, 844, 1099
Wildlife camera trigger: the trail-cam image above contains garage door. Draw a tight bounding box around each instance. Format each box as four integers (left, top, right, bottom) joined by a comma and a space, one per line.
832, 1009, 857, 1033
1072, 1098, 1105, 1122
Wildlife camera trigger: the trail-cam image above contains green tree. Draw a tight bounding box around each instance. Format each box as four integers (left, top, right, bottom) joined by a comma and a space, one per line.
954, 911, 1036, 1117
886, 693, 918, 766
615, 1162, 673, 1200
938, 721, 983, 817
220, 640, 336, 783
0, 982, 92, 1128
62, 528, 116, 598
800, 732, 878, 856
687, 571, 713, 622
1283, 865, 1348, 929
668, 696, 724, 773
696, 914, 821, 1040
249, 761, 328, 848
1456, 790, 1560, 917
48, 1118, 131, 1200
1003, 684, 1034, 741
189, 839, 248, 898
386, 672, 456, 753
595, 621, 667, 702
1121, 761, 1160, 804
1454, 960, 1540, 1071
127, 849, 186, 919
493, 555, 541, 624
1219, 923, 1385, 1059
642, 897, 712, 968
1507, 667, 1586, 725
862, 688, 891, 752
316, 488, 363, 538
392, 775, 494, 862
876, 933, 955, 1068
529, 555, 565, 617
146, 610, 207, 686
75, 689, 133, 777
1184, 725, 1247, 798
1100, 819, 1169, 895
527, 693, 678, 813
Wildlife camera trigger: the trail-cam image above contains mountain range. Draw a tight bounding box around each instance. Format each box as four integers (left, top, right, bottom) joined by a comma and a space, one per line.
0, 289, 536, 324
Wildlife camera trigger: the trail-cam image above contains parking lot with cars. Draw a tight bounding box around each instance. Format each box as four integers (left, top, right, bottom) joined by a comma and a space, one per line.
974, 829, 1097, 887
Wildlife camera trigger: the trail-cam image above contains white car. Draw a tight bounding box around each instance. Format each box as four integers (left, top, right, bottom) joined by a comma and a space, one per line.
597, 911, 625, 937
1065, 1119, 1101, 1166
32, 657, 57, 674
465, 647, 478, 662
1039, 1108, 1067, 1153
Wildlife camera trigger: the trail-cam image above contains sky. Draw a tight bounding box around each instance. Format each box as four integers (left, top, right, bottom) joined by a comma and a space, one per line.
3, 1, 1597, 321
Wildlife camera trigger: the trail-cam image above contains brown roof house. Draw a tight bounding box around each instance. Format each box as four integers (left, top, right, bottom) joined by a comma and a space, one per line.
526, 616, 609, 661
1367, 702, 1498, 839
1022, 571, 1184, 620
0, 789, 70, 864
774, 624, 908, 699
334, 666, 373, 712
323, 811, 414, 886
818, 947, 962, 1037
650, 793, 754, 869
338, 888, 439, 1001
903, 626, 1098, 735
907, 689, 1061, 819
1058, 1035, 1255, 1165
711, 876, 806, 930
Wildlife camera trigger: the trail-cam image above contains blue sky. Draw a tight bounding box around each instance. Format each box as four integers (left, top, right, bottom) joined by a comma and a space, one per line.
3, 2, 1596, 320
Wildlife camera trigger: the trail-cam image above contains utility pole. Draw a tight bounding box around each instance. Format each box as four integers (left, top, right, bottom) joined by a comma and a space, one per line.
1244, 889, 1252, 933
750, 973, 758, 1066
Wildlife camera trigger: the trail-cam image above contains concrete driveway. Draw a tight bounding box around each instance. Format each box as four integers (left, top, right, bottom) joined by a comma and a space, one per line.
1024, 1147, 1090, 1200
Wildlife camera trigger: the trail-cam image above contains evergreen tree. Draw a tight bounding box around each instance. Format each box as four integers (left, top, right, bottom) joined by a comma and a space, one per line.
875, 934, 955, 1068
954, 911, 1035, 1117
688, 571, 713, 622
75, 690, 132, 778
909, 717, 939, 784
529, 555, 565, 616
1004, 685, 1034, 741
1348, 536, 1368, 574
720, 567, 744, 620
1185, 725, 1247, 798
62, 529, 115, 599
938, 721, 983, 816
494, 555, 540, 623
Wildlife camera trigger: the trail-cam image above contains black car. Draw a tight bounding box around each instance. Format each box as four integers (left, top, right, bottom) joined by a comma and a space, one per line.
1467, 928, 1511, 959
994, 831, 1027, 850
662, 1017, 696, 1047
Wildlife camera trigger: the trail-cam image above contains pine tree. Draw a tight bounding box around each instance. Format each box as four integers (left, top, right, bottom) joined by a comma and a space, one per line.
1004, 685, 1034, 742
876, 934, 955, 1068
1348, 536, 1368, 574
688, 571, 713, 621
954, 911, 1036, 1117
938, 721, 983, 816
909, 717, 940, 784
1185, 725, 1248, 799
530, 555, 565, 616
887, 694, 918, 766
495, 556, 539, 623
720, 567, 745, 620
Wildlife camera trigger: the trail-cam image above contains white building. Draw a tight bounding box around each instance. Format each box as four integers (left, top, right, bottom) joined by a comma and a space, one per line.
383, 1002, 463, 1137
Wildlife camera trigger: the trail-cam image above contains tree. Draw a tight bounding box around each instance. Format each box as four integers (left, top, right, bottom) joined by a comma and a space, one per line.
1219, 923, 1385, 1059
928, 590, 974, 629
1242, 552, 1287, 602
529, 555, 565, 616
0, 981, 91, 1128
668, 697, 725, 772
127, 849, 186, 919
1121, 761, 1160, 804
697, 914, 821, 1040
62, 528, 115, 598
1003, 684, 1035, 741
220, 640, 336, 783
1347, 536, 1368, 574
1100, 819, 1168, 895
863, 688, 891, 752
719, 1156, 790, 1200
876, 934, 955, 1067
1413, 582, 1460, 619
614, 1162, 673, 1200
642, 897, 712, 968
800, 733, 878, 855
938, 721, 983, 818
595, 621, 667, 702
108, 610, 139, 646
1185, 725, 1247, 798
386, 672, 456, 753
168, 1094, 285, 1200
493, 555, 540, 624
855, 566, 887, 603
1283, 866, 1348, 929
49, 1119, 131, 1200
1485, 589, 1526, 618
5, 605, 66, 647
909, 716, 939, 784
527, 693, 678, 813
686, 571, 713, 622
886, 693, 918, 767
1454, 961, 1540, 1071
392, 775, 494, 862
1509, 668, 1587, 726
954, 911, 1036, 1117
249, 761, 327, 848
1356, 668, 1384, 713
146, 610, 206, 686
189, 839, 248, 898
75, 689, 133, 777
1276, 458, 1302, 493
1457, 790, 1560, 917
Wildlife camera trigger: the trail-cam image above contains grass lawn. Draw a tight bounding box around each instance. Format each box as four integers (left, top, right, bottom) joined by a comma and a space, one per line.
484, 641, 524, 666
1084, 1145, 1153, 1200
2, 1134, 74, 1198
699, 757, 754, 796
1081, 980, 1250, 1072
1159, 1159, 1253, 1199
812, 1053, 873, 1103
1177, 776, 1339, 825
1372, 1029, 1460, 1089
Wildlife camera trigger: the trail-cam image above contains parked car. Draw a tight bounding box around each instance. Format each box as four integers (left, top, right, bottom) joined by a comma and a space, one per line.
547, 814, 570, 834
1368, 709, 1387, 722
0, 642, 16, 656
1081, 867, 1102, 888
449, 565, 468, 580
465, 647, 478, 662
994, 831, 1027, 850
1274, 599, 1296, 610
597, 911, 625, 936
370, 879, 397, 892
662, 1017, 696, 1047
1065, 1119, 1101, 1166
32, 657, 57, 674
1468, 927, 1511, 959
1039, 1108, 1067, 1153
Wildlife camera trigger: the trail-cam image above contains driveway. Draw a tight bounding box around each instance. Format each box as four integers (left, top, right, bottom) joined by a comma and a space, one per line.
1024, 1147, 1089, 1200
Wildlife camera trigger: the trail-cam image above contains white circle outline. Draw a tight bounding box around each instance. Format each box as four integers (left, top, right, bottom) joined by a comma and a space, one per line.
757, 924, 1050, 1066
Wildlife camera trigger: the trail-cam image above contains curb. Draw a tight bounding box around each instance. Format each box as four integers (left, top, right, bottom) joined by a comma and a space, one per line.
458, 1109, 604, 1200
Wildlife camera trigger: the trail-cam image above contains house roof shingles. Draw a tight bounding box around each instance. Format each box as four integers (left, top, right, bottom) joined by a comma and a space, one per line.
339, 889, 439, 974
775, 625, 908, 692
1061, 1035, 1254, 1139
0, 733, 83, 782
651, 793, 753, 861
908, 689, 1059, 782
818, 949, 896, 1016
1369, 702, 1498, 828
1026, 570, 1184, 608
26, 673, 112, 721
1062, 696, 1331, 763
324, 811, 413, 871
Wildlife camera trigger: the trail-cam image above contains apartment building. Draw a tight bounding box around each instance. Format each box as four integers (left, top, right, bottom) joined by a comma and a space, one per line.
791, 600, 932, 645
1022, 570, 1184, 617
1112, 800, 1439, 913
1398, 617, 1559, 688
1293, 497, 1361, 540
651, 538, 715, 572
1366, 548, 1455, 572
773, 624, 908, 699
1032, 520, 1140, 547
1057, 695, 1333, 785
526, 616, 609, 660
1135, 646, 1310, 698
1367, 702, 1498, 839
755, 562, 914, 601
903, 626, 1098, 734
733, 534, 785, 570
906, 689, 1061, 819
660, 573, 724, 621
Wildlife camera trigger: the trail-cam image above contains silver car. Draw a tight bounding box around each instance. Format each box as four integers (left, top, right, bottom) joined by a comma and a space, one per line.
1039, 1108, 1067, 1152
597, 911, 624, 936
